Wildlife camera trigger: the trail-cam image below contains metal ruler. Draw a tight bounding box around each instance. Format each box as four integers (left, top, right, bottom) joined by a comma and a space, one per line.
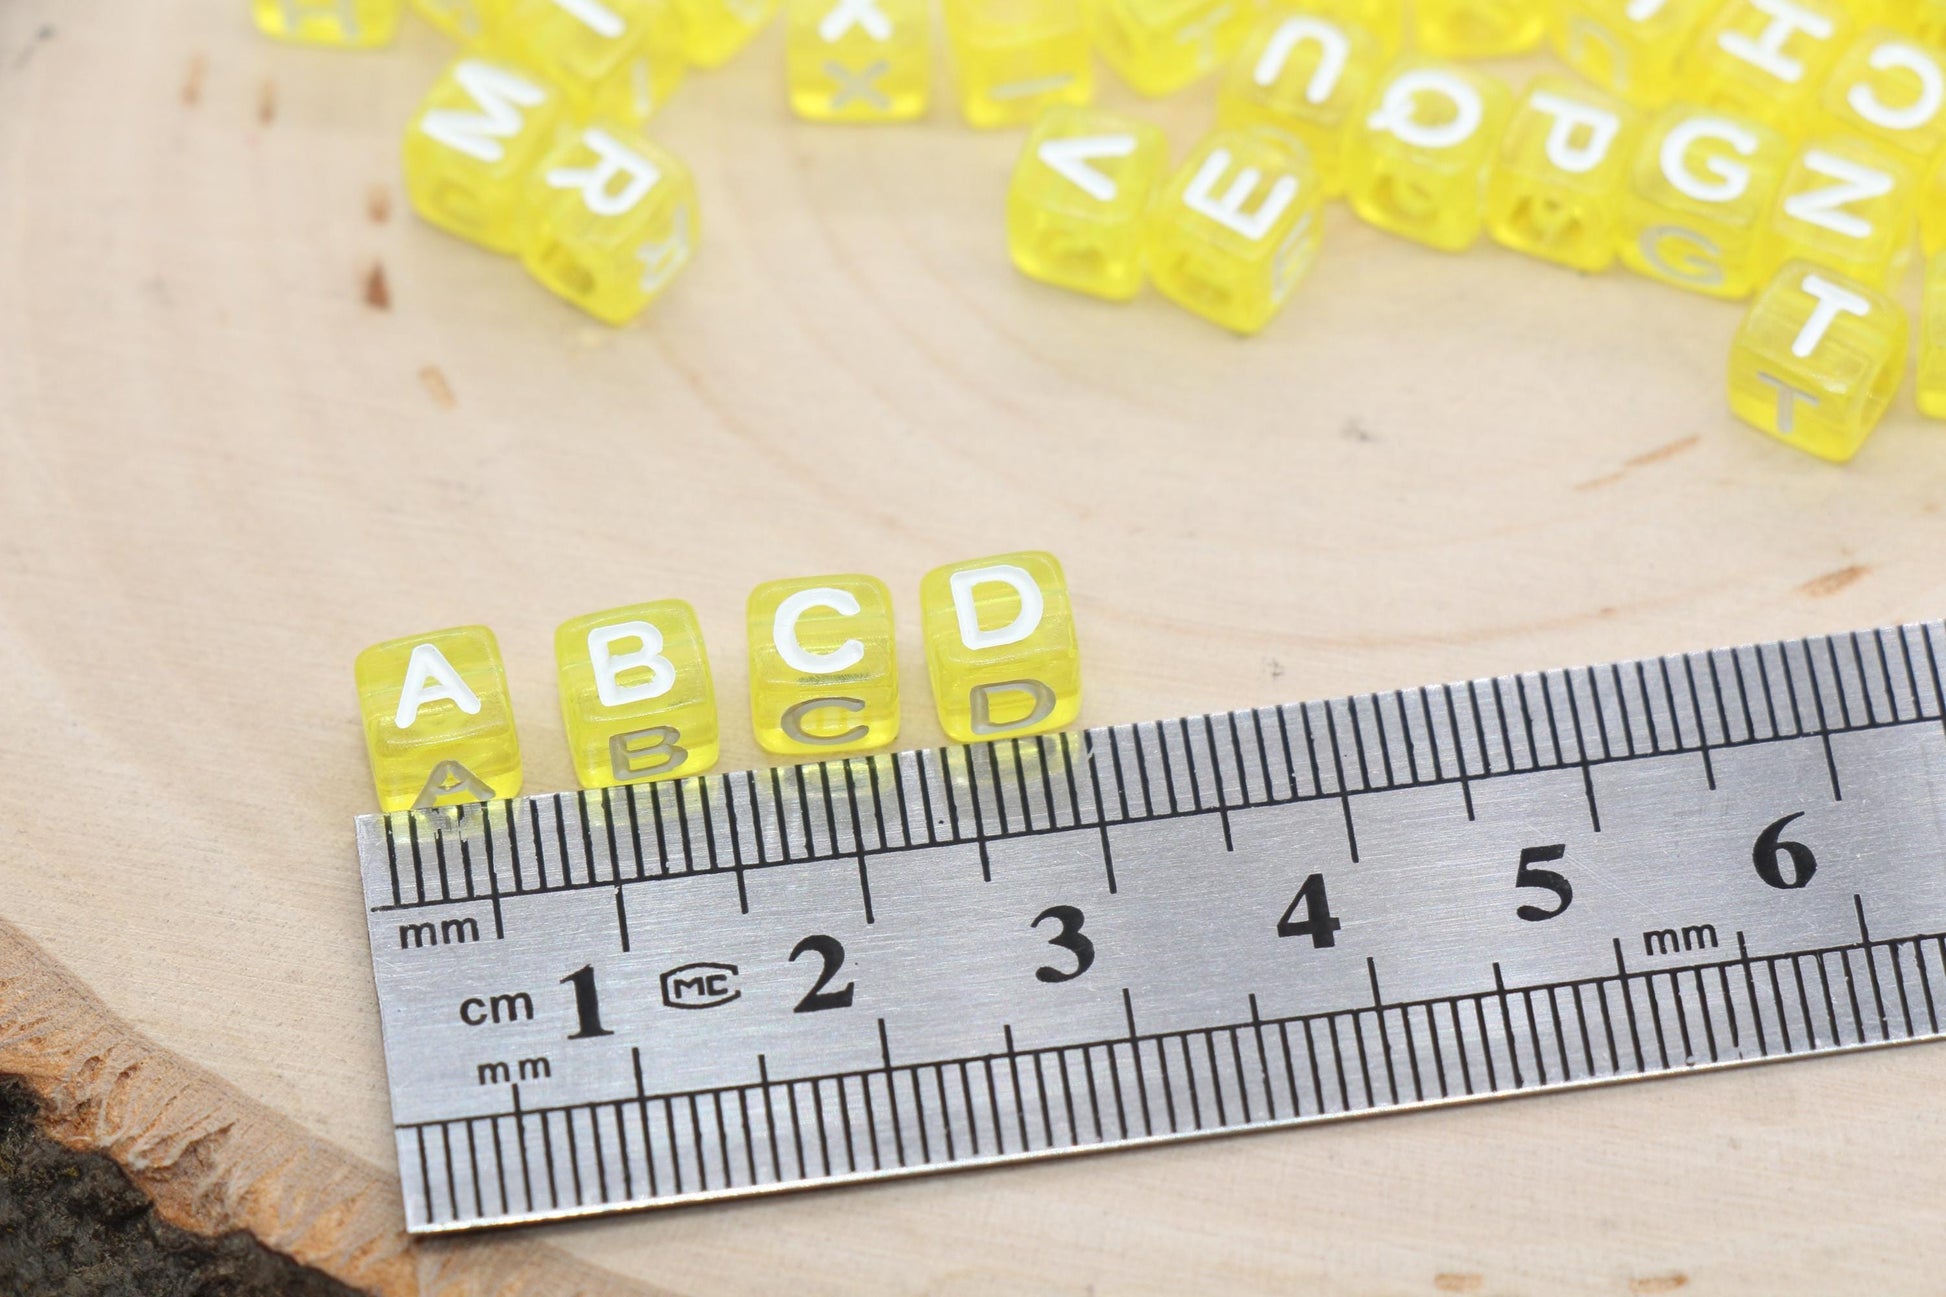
359, 619, 1946, 1234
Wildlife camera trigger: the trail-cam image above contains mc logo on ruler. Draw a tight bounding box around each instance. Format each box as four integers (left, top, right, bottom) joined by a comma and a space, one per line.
358, 619, 1946, 1233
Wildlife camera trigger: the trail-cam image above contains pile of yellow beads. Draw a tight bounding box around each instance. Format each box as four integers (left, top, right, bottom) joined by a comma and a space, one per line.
252, 0, 1946, 464
352, 552, 1081, 810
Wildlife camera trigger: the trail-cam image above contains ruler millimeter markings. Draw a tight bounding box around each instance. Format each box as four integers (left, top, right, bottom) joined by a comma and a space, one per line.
359, 619, 1946, 1233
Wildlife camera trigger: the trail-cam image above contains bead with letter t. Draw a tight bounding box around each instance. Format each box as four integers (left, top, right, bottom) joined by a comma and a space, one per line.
921, 552, 1080, 744
1729, 261, 1905, 463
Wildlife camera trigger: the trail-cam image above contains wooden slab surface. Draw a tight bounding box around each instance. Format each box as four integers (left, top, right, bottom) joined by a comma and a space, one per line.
4, 1, 1946, 1292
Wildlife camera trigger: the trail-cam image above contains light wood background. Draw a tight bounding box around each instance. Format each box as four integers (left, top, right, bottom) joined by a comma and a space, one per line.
4, 1, 1946, 1293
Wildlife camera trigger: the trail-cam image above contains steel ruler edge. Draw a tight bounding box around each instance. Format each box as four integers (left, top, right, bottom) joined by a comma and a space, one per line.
358, 618, 1946, 1234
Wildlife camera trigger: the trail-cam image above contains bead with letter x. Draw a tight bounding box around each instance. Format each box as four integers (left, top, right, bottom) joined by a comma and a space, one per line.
827, 59, 892, 108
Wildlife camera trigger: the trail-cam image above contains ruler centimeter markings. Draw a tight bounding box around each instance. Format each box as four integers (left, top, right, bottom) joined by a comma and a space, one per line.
358, 620, 1946, 1233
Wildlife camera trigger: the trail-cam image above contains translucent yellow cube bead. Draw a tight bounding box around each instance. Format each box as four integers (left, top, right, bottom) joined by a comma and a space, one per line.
1818, 31, 1946, 164
520, 124, 698, 325
1345, 59, 1513, 252
1008, 106, 1167, 300
403, 58, 564, 255
253, 0, 402, 45
1685, 0, 1854, 135
944, 0, 1094, 128
1618, 105, 1791, 298
785, 0, 930, 121
1764, 136, 1919, 290
557, 601, 718, 787
355, 626, 522, 813
1148, 127, 1323, 333
1413, 0, 1545, 58
1217, 12, 1384, 197
1092, 0, 1256, 97
921, 552, 1081, 744
1549, 0, 1714, 109
675, 0, 781, 66
1287, 0, 1403, 58
499, 0, 685, 124
747, 576, 899, 756
411, 0, 504, 42
1487, 76, 1640, 272
1918, 252, 1946, 417
1729, 261, 1906, 462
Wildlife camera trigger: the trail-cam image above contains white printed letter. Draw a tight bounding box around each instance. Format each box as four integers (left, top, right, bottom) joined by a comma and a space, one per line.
1254, 17, 1350, 105
1183, 149, 1299, 241
589, 622, 677, 708
1847, 41, 1946, 133
419, 61, 549, 164
1716, 0, 1835, 86
950, 565, 1044, 651
547, 127, 660, 217
1531, 91, 1623, 175
395, 643, 481, 729
1038, 135, 1137, 203
1792, 273, 1870, 358
1367, 68, 1484, 150
1660, 115, 1758, 203
1782, 150, 1893, 240
774, 588, 866, 675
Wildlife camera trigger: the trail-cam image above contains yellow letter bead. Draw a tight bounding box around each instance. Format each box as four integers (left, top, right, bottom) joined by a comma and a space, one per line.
747, 576, 899, 756
944, 0, 1093, 128
1218, 12, 1383, 197
1007, 106, 1167, 300
1487, 77, 1639, 272
1147, 128, 1323, 332
521, 124, 698, 324
1548, 0, 1713, 108
675, 0, 781, 66
412, 0, 503, 42
1685, 0, 1854, 135
1092, 0, 1255, 97
355, 626, 521, 813
1819, 32, 1946, 163
921, 552, 1081, 744
1618, 105, 1790, 298
1729, 262, 1906, 462
1413, 0, 1545, 58
557, 601, 718, 787
786, 0, 930, 121
403, 59, 563, 254
1764, 136, 1918, 290
500, 0, 685, 124
254, 0, 401, 45
1346, 59, 1513, 252
1918, 253, 1946, 417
